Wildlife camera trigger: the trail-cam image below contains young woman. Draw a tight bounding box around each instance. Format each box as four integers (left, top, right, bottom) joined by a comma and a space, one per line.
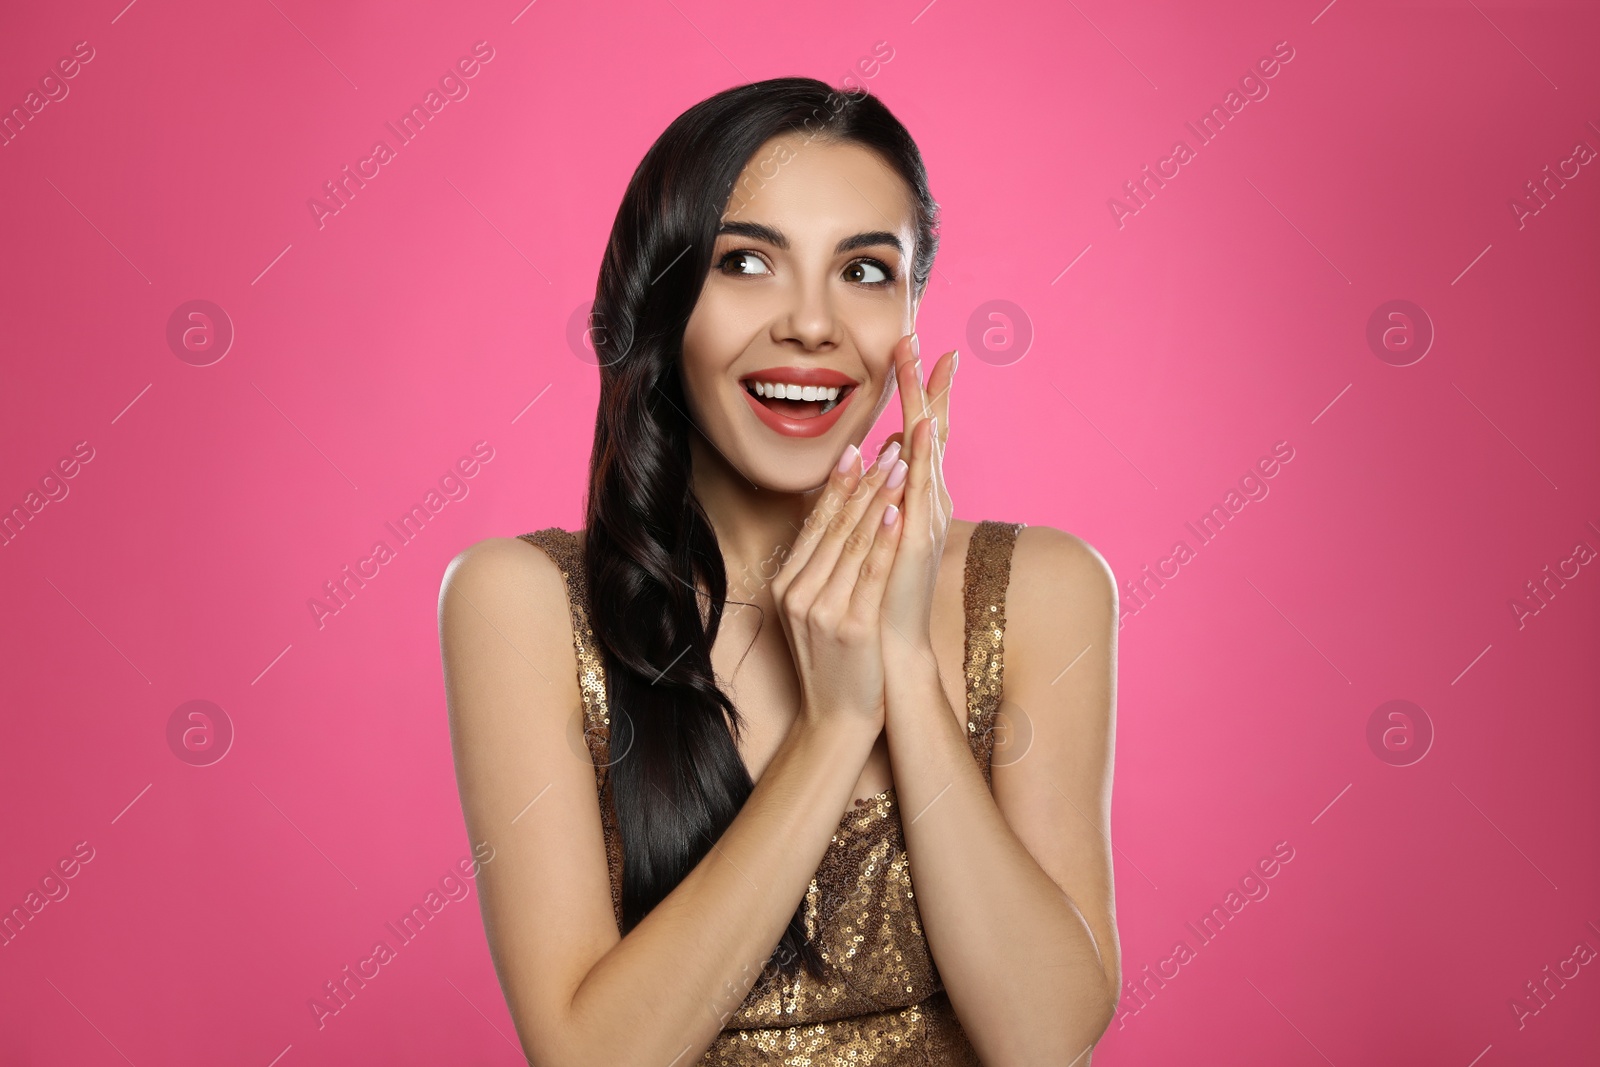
439, 77, 1120, 1065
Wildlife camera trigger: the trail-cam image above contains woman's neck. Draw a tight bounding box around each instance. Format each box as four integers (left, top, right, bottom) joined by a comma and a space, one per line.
687, 431, 831, 596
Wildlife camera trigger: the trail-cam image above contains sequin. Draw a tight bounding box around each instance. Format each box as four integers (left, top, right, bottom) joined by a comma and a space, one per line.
519, 520, 1025, 1064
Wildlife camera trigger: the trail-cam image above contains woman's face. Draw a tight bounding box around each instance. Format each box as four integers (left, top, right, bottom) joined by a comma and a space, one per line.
680, 132, 918, 493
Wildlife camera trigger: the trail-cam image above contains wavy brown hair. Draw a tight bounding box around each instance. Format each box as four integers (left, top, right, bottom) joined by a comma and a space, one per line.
581, 76, 940, 981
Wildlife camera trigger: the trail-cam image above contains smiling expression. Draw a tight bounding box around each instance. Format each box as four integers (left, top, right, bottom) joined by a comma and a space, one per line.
679, 132, 919, 492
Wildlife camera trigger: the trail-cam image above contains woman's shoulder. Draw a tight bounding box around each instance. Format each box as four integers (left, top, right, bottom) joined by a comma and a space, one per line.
947, 517, 1114, 606
447, 524, 587, 567
437, 531, 588, 704
438, 531, 582, 629
996, 521, 1118, 633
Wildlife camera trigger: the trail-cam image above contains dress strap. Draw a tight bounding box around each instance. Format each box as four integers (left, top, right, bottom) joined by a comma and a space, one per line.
516, 527, 626, 932
961, 520, 1026, 787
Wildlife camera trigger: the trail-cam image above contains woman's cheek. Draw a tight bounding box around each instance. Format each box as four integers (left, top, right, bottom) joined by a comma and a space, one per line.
680, 365, 722, 433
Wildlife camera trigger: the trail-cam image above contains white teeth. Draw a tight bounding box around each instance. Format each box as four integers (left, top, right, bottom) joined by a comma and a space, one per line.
748, 380, 842, 402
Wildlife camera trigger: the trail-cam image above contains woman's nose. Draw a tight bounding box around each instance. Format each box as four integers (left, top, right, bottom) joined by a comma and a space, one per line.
776, 278, 840, 350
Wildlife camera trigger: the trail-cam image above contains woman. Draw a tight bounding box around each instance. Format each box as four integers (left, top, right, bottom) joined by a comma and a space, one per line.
439, 77, 1120, 1065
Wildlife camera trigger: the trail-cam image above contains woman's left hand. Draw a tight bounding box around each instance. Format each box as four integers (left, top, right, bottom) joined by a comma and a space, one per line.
875, 333, 956, 666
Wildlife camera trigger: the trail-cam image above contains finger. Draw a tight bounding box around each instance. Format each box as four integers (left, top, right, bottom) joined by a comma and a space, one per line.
876, 431, 904, 463
780, 442, 863, 582
847, 480, 905, 619
899, 414, 937, 548
934, 428, 947, 518
895, 335, 930, 446
926, 349, 955, 451
921, 349, 953, 509
792, 441, 902, 598
818, 451, 908, 607
928, 410, 949, 517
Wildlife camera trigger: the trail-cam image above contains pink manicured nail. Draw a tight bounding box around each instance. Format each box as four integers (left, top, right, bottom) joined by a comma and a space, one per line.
883, 503, 899, 526
836, 443, 858, 474
886, 458, 908, 490
875, 441, 901, 471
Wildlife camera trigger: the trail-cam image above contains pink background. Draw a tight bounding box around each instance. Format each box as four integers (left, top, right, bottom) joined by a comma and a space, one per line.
2, 0, 1597, 1063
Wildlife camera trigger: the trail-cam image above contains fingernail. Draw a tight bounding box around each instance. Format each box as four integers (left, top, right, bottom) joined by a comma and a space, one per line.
876, 441, 901, 471
951, 349, 959, 374
835, 443, 858, 474
883, 503, 899, 527
910, 334, 920, 358
886, 458, 908, 490
913, 357, 924, 379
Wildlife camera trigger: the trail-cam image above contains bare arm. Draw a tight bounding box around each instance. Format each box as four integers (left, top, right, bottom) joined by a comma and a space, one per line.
442, 438, 907, 1063
872, 342, 1121, 1062
884, 525, 1121, 1066
439, 536, 879, 1067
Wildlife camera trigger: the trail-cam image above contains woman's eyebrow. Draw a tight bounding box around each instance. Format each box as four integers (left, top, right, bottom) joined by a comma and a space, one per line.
716, 220, 903, 256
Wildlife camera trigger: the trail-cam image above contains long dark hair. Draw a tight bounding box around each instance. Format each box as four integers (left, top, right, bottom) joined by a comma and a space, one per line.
582, 77, 940, 982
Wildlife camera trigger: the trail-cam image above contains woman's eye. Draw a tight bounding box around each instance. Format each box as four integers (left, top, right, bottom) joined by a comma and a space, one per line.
845, 260, 892, 286
719, 251, 770, 277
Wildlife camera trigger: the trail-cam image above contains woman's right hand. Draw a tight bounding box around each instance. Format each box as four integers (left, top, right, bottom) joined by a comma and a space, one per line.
769, 441, 910, 736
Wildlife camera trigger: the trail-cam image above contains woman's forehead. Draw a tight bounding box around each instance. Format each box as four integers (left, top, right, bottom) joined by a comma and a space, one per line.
724, 136, 914, 238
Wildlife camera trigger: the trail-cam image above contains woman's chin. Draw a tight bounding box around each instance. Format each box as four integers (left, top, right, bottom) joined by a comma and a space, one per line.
748, 466, 838, 496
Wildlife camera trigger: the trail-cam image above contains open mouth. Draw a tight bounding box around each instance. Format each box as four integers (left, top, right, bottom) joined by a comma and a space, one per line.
742, 379, 855, 420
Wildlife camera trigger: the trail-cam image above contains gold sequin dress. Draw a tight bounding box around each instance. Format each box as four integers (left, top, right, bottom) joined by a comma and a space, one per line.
519, 520, 1025, 1065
